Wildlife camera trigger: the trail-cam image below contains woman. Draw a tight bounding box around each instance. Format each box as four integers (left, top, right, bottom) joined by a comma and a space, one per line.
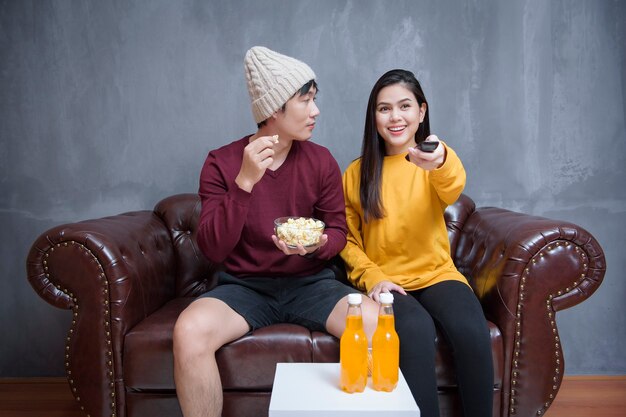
341, 69, 493, 417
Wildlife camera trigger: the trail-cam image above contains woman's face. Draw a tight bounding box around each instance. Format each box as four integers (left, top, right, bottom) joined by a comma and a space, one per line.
375, 83, 427, 156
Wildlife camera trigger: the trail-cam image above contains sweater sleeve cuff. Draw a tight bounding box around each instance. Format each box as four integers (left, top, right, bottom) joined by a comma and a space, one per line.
228, 179, 253, 204
430, 141, 458, 177
361, 270, 392, 293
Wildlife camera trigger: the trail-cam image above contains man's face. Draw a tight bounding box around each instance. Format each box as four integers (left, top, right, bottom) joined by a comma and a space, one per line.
275, 87, 319, 141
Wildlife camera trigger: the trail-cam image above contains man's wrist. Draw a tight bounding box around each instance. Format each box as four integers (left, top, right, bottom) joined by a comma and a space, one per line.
235, 175, 254, 193
300, 250, 317, 259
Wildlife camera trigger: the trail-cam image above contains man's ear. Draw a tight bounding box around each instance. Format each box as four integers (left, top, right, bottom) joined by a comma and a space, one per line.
272, 105, 286, 119
266, 111, 281, 127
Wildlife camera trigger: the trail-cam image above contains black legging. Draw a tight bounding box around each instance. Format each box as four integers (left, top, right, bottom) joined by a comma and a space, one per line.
392, 280, 493, 417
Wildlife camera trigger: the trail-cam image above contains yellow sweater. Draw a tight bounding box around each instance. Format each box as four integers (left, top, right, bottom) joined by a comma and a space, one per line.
341, 143, 468, 293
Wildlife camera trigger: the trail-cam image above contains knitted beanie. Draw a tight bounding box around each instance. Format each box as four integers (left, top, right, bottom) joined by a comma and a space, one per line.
244, 46, 316, 123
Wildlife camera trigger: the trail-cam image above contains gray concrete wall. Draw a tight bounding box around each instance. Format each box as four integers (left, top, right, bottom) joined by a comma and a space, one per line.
1, 0, 624, 376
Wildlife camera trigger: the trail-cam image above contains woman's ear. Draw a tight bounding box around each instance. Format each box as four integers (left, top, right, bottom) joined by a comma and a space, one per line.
419, 103, 427, 123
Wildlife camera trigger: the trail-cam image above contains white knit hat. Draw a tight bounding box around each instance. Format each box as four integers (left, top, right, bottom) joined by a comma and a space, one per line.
244, 46, 316, 123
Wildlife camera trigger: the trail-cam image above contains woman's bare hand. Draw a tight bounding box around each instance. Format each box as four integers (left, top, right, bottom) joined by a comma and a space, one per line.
368, 280, 407, 303
407, 134, 446, 170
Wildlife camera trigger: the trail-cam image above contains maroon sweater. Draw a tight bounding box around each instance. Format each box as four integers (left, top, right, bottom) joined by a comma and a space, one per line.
197, 136, 347, 278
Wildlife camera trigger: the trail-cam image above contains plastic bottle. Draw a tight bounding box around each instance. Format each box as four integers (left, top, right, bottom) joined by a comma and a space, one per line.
372, 292, 399, 391
340, 293, 368, 393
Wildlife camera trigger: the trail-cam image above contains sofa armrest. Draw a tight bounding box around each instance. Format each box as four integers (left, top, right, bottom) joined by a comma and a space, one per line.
455, 207, 605, 417
26, 210, 177, 417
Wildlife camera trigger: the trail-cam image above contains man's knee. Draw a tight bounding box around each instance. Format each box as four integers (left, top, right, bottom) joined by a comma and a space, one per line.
173, 302, 226, 356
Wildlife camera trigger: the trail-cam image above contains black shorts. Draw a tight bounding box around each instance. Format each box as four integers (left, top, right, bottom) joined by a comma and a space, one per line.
198, 268, 358, 332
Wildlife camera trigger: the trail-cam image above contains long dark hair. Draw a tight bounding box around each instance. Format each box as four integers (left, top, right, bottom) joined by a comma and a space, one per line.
359, 69, 430, 222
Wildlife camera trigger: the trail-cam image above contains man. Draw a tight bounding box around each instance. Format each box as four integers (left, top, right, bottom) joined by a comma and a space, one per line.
173, 46, 378, 417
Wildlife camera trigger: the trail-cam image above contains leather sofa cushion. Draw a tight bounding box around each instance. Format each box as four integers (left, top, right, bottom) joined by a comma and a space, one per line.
124, 297, 503, 392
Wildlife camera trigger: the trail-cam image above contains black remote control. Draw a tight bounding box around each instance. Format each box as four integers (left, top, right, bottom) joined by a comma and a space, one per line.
417, 140, 439, 152
405, 141, 440, 161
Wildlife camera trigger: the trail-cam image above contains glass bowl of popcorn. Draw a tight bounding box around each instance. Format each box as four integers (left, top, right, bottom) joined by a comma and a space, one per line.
274, 217, 325, 248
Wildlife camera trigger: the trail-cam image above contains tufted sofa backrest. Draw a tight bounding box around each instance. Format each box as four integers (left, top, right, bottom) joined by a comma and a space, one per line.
444, 194, 476, 257
154, 194, 218, 297
154, 193, 477, 297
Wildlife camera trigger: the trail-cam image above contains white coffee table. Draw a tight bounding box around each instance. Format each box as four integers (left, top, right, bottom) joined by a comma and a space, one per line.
269, 362, 420, 417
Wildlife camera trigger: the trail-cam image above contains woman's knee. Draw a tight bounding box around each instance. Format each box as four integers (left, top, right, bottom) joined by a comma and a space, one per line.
393, 298, 437, 349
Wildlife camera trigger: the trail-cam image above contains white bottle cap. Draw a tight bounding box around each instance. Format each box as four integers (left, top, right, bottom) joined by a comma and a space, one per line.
347, 293, 362, 305
379, 292, 394, 304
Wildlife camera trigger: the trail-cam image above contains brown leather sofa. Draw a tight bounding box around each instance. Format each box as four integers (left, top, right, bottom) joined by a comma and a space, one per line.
26, 193, 605, 417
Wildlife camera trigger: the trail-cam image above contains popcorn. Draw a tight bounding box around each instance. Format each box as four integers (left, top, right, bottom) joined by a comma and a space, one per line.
274, 217, 325, 247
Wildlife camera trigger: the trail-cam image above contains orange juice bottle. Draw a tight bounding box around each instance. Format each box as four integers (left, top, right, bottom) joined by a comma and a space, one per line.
372, 292, 399, 391
340, 293, 368, 393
